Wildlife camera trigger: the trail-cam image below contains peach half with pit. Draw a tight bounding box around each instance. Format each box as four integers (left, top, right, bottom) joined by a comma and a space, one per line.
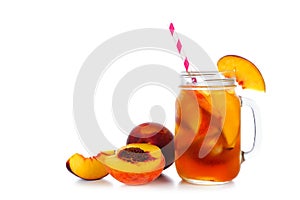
126, 122, 174, 169
66, 153, 109, 180
97, 143, 165, 185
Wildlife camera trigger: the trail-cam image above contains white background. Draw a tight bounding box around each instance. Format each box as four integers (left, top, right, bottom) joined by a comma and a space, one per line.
1, 0, 299, 199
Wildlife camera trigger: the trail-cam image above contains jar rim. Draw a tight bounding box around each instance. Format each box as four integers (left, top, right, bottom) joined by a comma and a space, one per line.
180, 70, 236, 88
180, 70, 235, 76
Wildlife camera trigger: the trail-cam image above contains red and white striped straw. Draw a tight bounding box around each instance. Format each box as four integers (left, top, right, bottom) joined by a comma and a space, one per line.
169, 23, 197, 83
169, 23, 190, 72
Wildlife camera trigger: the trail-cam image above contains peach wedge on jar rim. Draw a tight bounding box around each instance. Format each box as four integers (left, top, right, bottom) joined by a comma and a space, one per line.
217, 55, 266, 92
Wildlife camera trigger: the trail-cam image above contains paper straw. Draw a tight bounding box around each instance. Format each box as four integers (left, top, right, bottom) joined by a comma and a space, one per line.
169, 23, 197, 83
169, 23, 190, 72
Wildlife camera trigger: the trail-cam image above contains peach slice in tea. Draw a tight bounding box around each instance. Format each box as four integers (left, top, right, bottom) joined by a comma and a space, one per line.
221, 91, 241, 148
197, 90, 240, 148
176, 90, 201, 133
175, 125, 197, 158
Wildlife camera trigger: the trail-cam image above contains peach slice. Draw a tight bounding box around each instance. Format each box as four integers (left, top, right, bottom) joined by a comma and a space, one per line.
221, 91, 241, 147
66, 153, 109, 180
97, 143, 165, 185
204, 90, 240, 148
176, 90, 202, 134
217, 55, 266, 92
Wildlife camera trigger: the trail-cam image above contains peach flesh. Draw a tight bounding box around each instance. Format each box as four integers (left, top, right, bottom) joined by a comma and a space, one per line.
66, 153, 108, 180
97, 143, 165, 185
217, 55, 266, 92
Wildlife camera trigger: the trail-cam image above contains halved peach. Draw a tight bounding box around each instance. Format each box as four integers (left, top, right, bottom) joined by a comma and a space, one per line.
126, 122, 174, 169
66, 153, 109, 180
96, 143, 165, 185
217, 55, 266, 92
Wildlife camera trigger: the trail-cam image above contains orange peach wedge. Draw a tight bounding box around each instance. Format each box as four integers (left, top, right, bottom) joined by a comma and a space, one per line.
217, 55, 266, 92
96, 143, 165, 185
66, 153, 109, 180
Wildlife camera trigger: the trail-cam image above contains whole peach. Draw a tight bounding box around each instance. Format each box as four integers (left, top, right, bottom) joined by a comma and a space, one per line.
126, 122, 174, 169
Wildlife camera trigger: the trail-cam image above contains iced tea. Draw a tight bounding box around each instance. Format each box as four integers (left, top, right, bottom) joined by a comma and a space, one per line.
175, 80, 241, 183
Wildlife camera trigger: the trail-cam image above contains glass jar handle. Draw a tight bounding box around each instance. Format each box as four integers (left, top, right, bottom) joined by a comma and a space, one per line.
240, 96, 261, 163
